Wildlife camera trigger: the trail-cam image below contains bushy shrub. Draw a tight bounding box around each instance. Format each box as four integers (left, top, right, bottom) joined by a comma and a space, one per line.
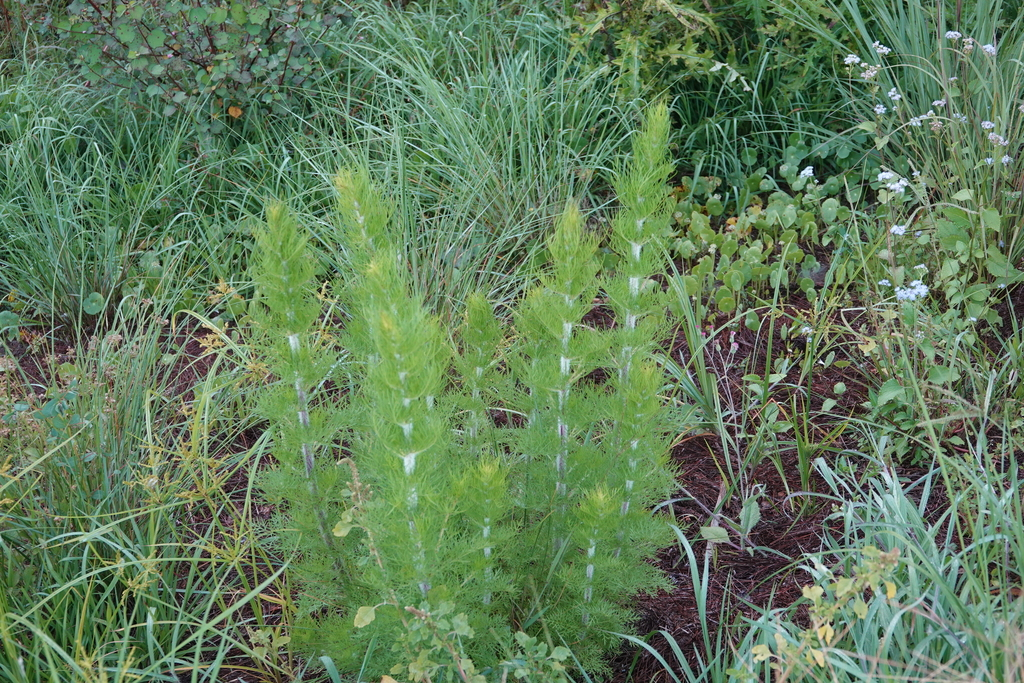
51, 0, 347, 118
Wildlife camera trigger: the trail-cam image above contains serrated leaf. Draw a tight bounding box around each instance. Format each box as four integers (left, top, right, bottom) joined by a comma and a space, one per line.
354, 605, 376, 628
876, 378, 906, 405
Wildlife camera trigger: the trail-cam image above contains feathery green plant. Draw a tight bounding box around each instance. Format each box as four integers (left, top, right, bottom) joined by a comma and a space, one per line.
253, 104, 681, 677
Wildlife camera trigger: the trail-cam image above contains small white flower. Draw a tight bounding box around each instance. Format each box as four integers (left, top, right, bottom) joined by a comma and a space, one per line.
982, 43, 997, 56
981, 120, 995, 129
963, 37, 976, 53
877, 171, 896, 181
931, 119, 945, 131
844, 53, 862, 65
799, 166, 815, 179
915, 231, 922, 237
801, 326, 814, 336
953, 113, 968, 123
890, 224, 907, 235
1019, 103, 1024, 114
945, 30, 962, 40
894, 280, 929, 301
1002, 155, 1013, 165
932, 99, 947, 107
989, 133, 1008, 146
888, 88, 902, 101
908, 116, 923, 127
878, 279, 892, 286
912, 170, 921, 177
874, 103, 887, 115
860, 65, 879, 79
913, 263, 927, 271
873, 41, 892, 56
949, 76, 958, 82
985, 157, 995, 165
887, 178, 910, 193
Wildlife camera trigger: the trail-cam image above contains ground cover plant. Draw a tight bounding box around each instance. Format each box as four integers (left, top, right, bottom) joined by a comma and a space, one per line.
2, 0, 1023, 681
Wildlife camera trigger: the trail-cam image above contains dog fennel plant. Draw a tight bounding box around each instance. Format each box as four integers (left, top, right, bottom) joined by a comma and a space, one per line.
251, 205, 350, 604
252, 105, 679, 676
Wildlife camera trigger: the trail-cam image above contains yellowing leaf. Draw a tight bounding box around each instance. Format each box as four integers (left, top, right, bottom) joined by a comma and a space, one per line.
354, 605, 376, 628
228, 105, 243, 119
751, 644, 772, 662
810, 648, 826, 667
858, 338, 877, 354
381, 677, 401, 683
853, 597, 868, 619
885, 581, 897, 599
333, 509, 355, 537
802, 585, 824, 601
816, 622, 834, 645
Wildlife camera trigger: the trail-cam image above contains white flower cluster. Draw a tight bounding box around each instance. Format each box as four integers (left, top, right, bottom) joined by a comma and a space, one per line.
932, 99, 946, 107
843, 50, 884, 79
887, 88, 902, 101
945, 30, 962, 40
989, 132, 1009, 146
953, 113, 968, 123
894, 280, 929, 301
877, 171, 910, 193
1003, 155, 1014, 165
982, 44, 997, 56
890, 224, 907, 235
874, 104, 887, 115
982, 120, 995, 129
799, 166, 815, 180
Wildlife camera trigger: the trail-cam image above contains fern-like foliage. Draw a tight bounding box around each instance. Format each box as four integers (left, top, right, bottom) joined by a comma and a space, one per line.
250, 104, 681, 677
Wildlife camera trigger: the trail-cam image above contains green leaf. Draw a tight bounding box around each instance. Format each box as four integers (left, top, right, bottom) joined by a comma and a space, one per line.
83, 292, 105, 316
820, 198, 839, 224
950, 188, 974, 202
230, 2, 248, 24
353, 605, 376, 628
700, 526, 729, 543
147, 29, 167, 48
876, 378, 906, 406
739, 496, 761, 534
114, 24, 138, 44
981, 208, 1000, 232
